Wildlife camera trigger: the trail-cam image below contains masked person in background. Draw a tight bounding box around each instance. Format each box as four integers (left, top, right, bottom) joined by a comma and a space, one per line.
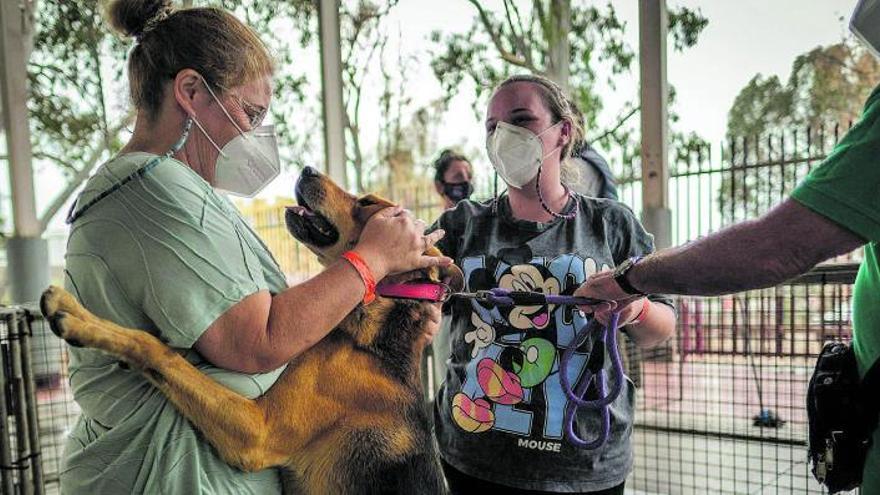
565, 98, 619, 201
434, 149, 475, 209
59, 1, 449, 493
577, 2, 880, 493
567, 143, 619, 200
430, 74, 676, 494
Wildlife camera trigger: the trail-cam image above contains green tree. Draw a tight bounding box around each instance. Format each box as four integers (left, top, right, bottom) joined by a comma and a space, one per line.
276, 0, 448, 194
728, 43, 880, 138
429, 0, 709, 180
221, 0, 425, 194
721, 41, 880, 222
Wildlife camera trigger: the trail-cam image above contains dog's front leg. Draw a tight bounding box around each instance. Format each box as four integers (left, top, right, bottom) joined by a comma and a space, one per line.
41, 286, 287, 472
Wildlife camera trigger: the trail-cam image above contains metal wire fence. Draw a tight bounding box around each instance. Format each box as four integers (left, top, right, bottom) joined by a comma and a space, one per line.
1, 306, 79, 495
614, 124, 861, 494
627, 267, 857, 494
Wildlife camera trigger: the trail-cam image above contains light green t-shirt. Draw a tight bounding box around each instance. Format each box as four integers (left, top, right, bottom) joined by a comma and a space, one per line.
791, 84, 880, 493
61, 153, 288, 494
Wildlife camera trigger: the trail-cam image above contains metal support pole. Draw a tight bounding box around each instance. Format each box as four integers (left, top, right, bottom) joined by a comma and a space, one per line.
9, 314, 34, 495
0, 312, 16, 495
638, 0, 672, 249
1, 0, 39, 237
2, 0, 48, 303
19, 311, 43, 495
317, 0, 348, 188
6, 238, 48, 304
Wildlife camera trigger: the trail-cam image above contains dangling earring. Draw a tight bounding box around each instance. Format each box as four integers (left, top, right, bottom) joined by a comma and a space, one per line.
167, 117, 193, 157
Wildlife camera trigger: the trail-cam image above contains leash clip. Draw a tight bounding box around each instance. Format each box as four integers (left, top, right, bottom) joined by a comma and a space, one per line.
437, 283, 453, 303
472, 290, 496, 303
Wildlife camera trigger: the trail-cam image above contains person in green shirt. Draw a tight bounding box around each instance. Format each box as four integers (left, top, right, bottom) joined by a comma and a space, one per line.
576, 1, 880, 491
59, 1, 450, 493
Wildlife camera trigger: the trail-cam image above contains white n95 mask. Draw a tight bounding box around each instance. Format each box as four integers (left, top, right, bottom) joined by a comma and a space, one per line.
486, 121, 562, 188
851, 0, 880, 59
191, 79, 281, 198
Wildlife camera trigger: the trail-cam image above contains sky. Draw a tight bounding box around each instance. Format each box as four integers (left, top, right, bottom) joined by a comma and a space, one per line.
0, 0, 866, 236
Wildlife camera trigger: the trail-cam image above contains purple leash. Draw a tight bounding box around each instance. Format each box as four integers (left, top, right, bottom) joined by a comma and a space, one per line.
560, 312, 623, 450
452, 288, 625, 450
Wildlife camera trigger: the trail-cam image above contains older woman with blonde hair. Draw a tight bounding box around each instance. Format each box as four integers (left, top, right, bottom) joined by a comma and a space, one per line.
60, 1, 448, 492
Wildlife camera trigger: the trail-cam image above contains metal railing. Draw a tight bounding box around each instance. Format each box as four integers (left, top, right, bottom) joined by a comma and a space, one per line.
614, 124, 861, 494
628, 266, 858, 494
1, 306, 79, 495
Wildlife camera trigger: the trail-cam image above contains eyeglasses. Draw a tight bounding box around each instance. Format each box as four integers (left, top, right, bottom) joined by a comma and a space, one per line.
216, 83, 268, 129
234, 95, 268, 129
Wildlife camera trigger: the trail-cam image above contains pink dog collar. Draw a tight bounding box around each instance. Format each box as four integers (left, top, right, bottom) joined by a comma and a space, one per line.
376, 282, 451, 303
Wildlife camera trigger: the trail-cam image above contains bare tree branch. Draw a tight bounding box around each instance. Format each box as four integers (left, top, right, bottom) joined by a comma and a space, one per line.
502, 0, 534, 70
587, 105, 639, 143
532, 0, 548, 45
87, 8, 112, 149
38, 111, 134, 231
33, 151, 77, 172
29, 63, 87, 92
372, 0, 399, 19
340, 2, 391, 193
466, 0, 535, 71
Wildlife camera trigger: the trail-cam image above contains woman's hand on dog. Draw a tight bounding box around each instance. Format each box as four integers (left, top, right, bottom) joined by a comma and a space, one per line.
356, 206, 452, 278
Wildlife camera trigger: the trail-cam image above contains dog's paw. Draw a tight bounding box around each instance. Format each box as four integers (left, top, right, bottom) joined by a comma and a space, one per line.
46, 311, 84, 348
41, 286, 89, 322
42, 287, 85, 347
40, 285, 64, 320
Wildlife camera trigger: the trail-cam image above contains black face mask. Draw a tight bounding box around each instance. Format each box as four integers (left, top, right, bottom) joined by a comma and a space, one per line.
442, 181, 474, 203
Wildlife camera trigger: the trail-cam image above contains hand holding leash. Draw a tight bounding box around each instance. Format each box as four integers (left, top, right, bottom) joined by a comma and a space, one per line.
574, 270, 644, 316
592, 297, 648, 328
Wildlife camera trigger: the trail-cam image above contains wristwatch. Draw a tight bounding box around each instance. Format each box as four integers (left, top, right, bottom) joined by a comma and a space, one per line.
612, 256, 646, 297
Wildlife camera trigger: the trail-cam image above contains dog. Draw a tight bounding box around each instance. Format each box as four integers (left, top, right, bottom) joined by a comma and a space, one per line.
40, 165, 462, 494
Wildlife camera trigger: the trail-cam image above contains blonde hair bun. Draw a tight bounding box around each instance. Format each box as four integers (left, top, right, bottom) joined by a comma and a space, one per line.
105, 0, 174, 39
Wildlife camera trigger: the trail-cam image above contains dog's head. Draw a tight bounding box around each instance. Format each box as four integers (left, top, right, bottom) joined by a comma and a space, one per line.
285, 166, 463, 292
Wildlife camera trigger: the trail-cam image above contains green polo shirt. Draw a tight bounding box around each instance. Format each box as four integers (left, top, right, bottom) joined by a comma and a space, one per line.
791, 84, 880, 493
61, 153, 287, 494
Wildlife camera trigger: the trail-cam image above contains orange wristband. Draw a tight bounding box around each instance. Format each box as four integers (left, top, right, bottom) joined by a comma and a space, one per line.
342, 251, 376, 305
631, 299, 651, 326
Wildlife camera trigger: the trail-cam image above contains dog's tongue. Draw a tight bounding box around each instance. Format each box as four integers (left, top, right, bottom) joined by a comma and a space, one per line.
531, 312, 549, 327
286, 206, 315, 217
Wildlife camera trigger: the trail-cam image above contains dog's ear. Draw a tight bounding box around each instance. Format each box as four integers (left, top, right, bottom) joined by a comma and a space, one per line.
354, 194, 395, 225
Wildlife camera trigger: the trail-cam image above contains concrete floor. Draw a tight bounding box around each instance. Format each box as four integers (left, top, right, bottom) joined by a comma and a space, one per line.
627, 429, 852, 495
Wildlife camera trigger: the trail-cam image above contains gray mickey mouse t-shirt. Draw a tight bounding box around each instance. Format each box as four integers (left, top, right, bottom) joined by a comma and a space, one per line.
432, 194, 672, 492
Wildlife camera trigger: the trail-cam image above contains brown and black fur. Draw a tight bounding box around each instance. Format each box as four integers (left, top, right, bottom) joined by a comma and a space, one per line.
40, 166, 462, 494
